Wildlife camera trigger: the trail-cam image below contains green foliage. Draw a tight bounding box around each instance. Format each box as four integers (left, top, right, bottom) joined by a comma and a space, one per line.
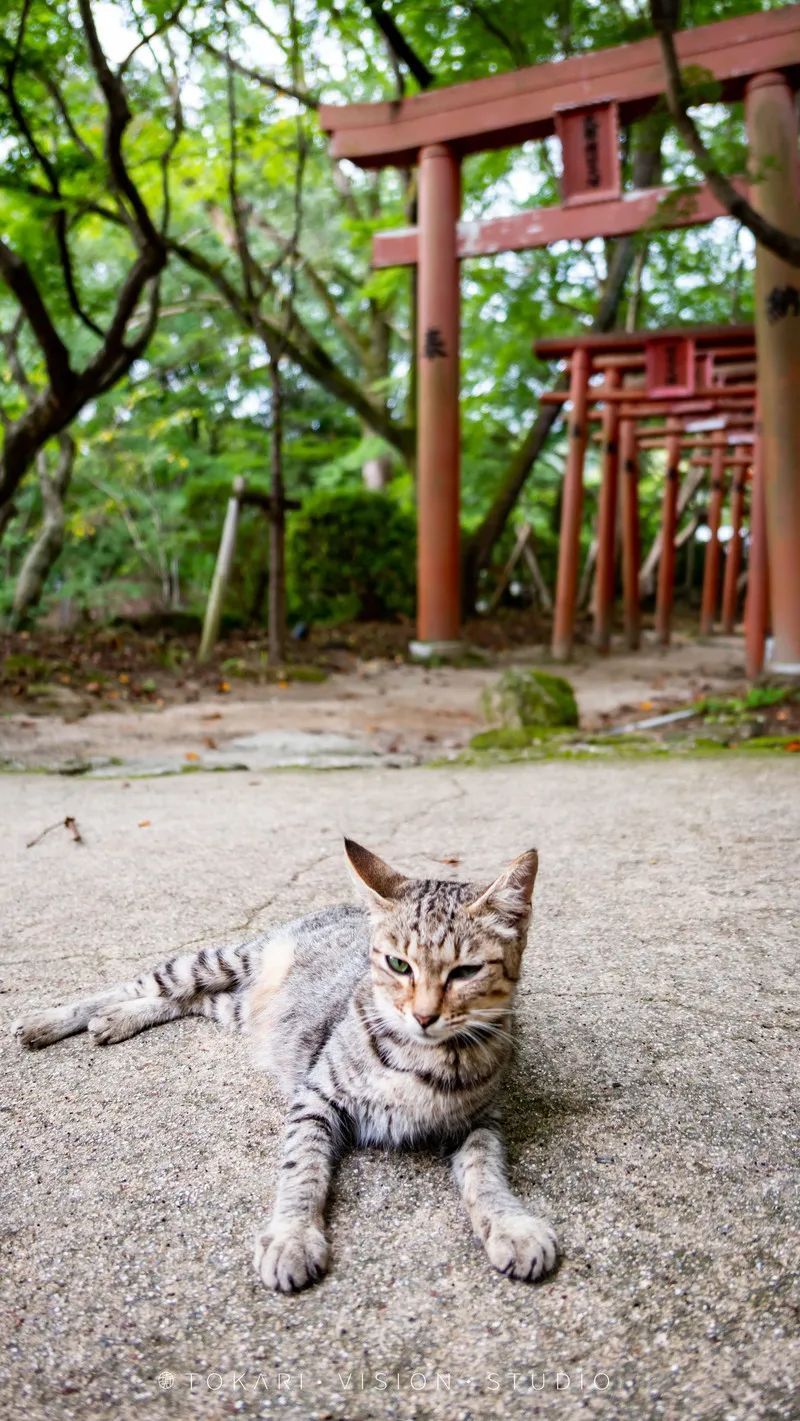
286, 489, 416, 624
695, 685, 799, 721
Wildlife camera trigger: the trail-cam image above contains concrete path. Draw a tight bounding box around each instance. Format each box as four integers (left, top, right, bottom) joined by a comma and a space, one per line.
1, 759, 798, 1419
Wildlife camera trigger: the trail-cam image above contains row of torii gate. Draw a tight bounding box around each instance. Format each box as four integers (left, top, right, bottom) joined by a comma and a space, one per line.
321, 7, 800, 676
535, 325, 760, 664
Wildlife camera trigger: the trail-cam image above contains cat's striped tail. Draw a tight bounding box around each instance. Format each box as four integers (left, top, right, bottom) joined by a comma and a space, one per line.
12, 939, 261, 1049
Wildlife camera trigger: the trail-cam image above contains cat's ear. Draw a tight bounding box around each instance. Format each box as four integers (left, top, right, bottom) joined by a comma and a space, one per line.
344, 838, 407, 908
466, 849, 539, 927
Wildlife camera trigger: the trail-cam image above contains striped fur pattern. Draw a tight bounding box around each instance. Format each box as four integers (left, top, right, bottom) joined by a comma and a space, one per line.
14, 840, 557, 1292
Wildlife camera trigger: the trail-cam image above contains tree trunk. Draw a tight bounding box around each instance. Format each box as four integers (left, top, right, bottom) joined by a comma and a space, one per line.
362, 453, 392, 490
10, 434, 74, 627
267, 350, 287, 664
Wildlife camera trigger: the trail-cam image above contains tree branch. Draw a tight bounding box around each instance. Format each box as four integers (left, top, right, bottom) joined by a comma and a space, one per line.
650, 0, 800, 267
180, 24, 319, 108
0, 0, 168, 512
3, 0, 104, 336
118, 2, 187, 75
0, 239, 73, 392
364, 2, 434, 90
464, 3, 528, 65
77, 0, 165, 251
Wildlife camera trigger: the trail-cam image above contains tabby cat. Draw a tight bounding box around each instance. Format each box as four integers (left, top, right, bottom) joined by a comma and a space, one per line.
14, 839, 557, 1292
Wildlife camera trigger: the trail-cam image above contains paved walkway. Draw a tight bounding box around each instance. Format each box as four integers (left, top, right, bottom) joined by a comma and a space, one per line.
1, 758, 798, 1419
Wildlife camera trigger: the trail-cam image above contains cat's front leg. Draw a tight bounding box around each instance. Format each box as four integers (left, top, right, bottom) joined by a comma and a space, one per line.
254, 1084, 349, 1293
452, 1116, 557, 1283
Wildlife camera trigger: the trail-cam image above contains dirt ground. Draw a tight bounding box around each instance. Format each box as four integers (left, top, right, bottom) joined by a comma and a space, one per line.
0, 631, 748, 774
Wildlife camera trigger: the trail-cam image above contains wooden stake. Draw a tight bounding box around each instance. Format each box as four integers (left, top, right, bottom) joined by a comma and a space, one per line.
198, 477, 245, 665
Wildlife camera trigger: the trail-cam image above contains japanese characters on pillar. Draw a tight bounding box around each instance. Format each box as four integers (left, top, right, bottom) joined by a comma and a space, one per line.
645, 337, 696, 399
555, 102, 621, 206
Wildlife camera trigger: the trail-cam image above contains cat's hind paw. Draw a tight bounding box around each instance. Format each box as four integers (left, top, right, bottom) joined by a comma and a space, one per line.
253, 1219, 329, 1292
484, 1212, 558, 1283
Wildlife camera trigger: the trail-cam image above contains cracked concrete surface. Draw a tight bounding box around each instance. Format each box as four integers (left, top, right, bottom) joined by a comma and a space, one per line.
1, 758, 798, 1420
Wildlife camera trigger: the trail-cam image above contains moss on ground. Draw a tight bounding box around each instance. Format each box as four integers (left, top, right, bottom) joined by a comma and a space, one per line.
434, 730, 800, 770
480, 668, 579, 732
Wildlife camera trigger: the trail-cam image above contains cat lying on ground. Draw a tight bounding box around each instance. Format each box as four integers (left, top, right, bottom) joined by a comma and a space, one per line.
14, 839, 557, 1293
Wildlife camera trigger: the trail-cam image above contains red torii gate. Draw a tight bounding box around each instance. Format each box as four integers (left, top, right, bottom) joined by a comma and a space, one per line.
534, 325, 758, 660
321, 8, 800, 673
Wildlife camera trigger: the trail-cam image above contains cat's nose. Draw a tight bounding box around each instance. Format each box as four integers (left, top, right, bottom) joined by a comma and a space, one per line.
413, 1011, 439, 1030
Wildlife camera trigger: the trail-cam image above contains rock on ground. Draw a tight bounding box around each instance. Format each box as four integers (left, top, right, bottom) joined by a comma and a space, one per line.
1, 759, 798, 1420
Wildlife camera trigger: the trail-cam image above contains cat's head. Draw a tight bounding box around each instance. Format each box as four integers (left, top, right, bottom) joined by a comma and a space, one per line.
344, 839, 538, 1045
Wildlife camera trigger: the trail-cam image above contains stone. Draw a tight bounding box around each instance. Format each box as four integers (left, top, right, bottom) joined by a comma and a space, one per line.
481, 668, 579, 730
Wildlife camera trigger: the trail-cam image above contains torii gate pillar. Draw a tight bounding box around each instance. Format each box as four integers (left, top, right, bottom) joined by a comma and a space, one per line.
747, 72, 800, 675
410, 144, 462, 658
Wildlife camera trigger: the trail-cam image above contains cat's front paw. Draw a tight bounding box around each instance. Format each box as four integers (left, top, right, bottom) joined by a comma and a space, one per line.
484, 1212, 557, 1282
88, 1004, 138, 1045
253, 1219, 329, 1292
13, 1007, 72, 1049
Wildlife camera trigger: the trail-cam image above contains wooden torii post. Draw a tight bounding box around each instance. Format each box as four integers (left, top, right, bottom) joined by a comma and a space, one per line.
321, 8, 800, 669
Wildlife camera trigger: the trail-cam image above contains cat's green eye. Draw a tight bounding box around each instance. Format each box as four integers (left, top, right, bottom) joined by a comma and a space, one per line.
386, 955, 412, 976
447, 964, 482, 983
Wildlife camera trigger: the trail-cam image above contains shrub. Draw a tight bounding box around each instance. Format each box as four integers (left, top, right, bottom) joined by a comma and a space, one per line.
286, 488, 416, 624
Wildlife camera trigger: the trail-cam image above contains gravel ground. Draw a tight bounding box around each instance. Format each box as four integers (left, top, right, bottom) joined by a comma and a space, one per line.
1, 759, 798, 1420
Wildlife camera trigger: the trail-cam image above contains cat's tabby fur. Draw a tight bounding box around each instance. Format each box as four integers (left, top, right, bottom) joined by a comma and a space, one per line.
14, 839, 557, 1292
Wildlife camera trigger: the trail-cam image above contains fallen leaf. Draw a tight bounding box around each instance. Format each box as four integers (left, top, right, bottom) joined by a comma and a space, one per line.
138, 819, 151, 828
201, 712, 222, 721
437, 855, 461, 865
218, 681, 230, 694
783, 740, 800, 753
638, 700, 654, 711
118, 673, 129, 684
277, 679, 289, 690
184, 750, 201, 762
203, 735, 217, 750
